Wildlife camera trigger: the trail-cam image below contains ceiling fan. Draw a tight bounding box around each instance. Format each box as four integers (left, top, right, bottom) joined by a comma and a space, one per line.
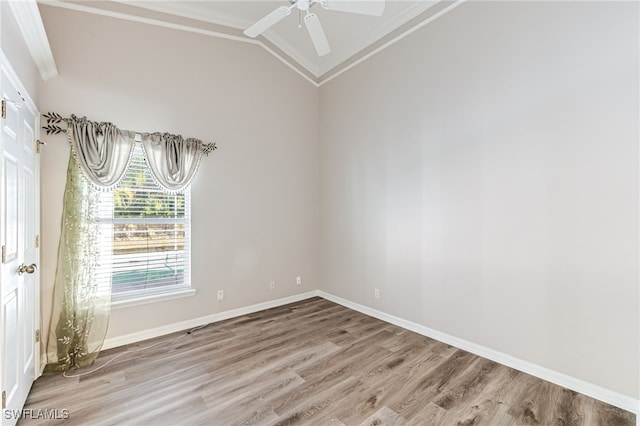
243, 0, 385, 57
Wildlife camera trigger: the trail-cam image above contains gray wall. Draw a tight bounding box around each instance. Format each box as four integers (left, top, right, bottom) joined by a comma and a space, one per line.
319, 1, 639, 399
38, 5, 320, 342
36, 0, 639, 403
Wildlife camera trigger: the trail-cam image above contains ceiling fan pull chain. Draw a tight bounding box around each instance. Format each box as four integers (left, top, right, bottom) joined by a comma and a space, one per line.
298, 9, 302, 28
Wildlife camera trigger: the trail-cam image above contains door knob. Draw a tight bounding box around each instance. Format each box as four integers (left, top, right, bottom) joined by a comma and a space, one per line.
18, 263, 37, 275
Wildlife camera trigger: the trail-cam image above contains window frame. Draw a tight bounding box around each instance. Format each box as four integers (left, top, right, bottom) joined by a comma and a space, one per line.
96, 144, 194, 306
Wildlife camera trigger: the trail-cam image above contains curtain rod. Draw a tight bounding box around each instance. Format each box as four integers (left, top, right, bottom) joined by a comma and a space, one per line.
41, 112, 217, 155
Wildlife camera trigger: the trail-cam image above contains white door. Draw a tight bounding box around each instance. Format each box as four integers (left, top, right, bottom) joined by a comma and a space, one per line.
1, 61, 40, 426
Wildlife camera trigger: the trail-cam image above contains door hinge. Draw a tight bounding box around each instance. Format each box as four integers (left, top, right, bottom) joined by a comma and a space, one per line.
35, 329, 41, 343
1, 99, 6, 119
2, 390, 6, 409
35, 140, 46, 153
1, 246, 5, 264
35, 235, 40, 248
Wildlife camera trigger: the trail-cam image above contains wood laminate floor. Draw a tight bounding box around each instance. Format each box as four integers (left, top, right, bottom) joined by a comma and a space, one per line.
20, 297, 634, 426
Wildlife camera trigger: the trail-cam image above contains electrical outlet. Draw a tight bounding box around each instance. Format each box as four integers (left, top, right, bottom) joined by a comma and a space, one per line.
217, 290, 224, 301
269, 281, 276, 290
374, 288, 380, 299
296, 276, 302, 285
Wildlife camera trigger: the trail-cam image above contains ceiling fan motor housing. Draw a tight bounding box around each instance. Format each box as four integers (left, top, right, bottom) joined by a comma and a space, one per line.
295, 0, 312, 11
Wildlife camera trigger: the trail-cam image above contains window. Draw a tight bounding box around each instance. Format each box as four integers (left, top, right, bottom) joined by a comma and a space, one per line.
96, 144, 191, 303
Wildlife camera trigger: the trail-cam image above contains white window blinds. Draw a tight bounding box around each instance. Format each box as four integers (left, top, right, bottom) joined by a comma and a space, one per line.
97, 144, 191, 301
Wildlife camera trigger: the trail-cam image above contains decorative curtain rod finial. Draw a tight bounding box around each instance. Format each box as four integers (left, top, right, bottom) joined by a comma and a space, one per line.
202, 142, 217, 156
42, 111, 67, 135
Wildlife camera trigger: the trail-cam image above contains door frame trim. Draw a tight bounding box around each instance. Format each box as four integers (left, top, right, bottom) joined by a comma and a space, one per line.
0, 49, 42, 392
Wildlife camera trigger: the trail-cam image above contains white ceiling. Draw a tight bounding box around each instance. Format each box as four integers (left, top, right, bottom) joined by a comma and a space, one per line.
120, 1, 442, 78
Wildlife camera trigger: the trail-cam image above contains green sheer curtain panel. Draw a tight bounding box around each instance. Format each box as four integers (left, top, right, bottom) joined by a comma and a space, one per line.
44, 155, 110, 372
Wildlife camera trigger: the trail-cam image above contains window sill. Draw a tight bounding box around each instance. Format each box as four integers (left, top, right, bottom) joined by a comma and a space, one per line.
111, 288, 197, 310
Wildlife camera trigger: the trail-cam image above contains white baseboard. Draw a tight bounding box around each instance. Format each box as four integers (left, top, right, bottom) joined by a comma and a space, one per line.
318, 290, 639, 416
102, 290, 319, 350
102, 288, 638, 417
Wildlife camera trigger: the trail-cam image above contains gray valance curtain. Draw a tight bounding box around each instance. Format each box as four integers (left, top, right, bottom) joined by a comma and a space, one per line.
67, 114, 208, 192
141, 133, 204, 193
68, 116, 136, 189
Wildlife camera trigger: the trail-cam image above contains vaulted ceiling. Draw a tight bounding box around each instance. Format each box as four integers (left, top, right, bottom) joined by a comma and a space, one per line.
121, 1, 443, 79
28, 0, 460, 85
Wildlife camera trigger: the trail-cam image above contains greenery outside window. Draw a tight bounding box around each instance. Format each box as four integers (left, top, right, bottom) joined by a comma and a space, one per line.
96, 144, 191, 303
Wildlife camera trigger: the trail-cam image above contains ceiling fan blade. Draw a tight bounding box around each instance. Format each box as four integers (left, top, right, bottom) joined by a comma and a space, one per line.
324, 0, 385, 16
304, 13, 331, 56
244, 6, 291, 38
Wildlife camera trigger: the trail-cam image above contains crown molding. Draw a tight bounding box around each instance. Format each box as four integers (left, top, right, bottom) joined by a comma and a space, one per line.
8, 0, 58, 80
113, 0, 249, 30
